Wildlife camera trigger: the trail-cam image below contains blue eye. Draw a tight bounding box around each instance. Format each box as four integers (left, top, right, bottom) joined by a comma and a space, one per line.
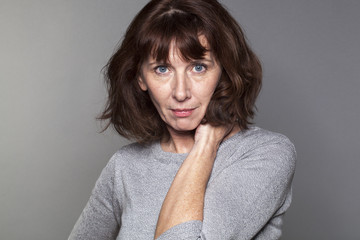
155, 66, 168, 74
193, 64, 205, 72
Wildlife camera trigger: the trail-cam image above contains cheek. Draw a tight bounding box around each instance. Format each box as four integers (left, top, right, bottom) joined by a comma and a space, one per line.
199, 79, 219, 100
147, 88, 168, 111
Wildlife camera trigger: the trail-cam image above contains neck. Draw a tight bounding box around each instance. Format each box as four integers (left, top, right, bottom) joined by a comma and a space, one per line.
160, 125, 242, 154
161, 129, 195, 153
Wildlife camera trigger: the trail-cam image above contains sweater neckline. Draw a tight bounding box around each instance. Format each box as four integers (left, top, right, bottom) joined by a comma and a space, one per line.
151, 141, 188, 164
149, 127, 256, 164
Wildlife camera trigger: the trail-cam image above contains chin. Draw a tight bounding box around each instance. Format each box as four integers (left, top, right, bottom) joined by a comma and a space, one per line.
170, 120, 201, 132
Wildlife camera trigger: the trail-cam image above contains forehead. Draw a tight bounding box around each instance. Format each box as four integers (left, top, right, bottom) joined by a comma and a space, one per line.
148, 35, 212, 63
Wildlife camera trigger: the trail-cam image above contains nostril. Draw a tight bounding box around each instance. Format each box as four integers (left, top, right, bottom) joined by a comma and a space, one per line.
173, 89, 191, 102
173, 92, 187, 101
172, 75, 191, 101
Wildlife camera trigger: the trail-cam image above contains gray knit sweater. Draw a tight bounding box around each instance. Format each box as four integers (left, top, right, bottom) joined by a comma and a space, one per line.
69, 127, 296, 240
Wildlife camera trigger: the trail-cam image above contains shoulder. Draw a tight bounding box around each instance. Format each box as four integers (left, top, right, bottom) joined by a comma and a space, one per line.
237, 126, 295, 149
114, 141, 151, 157
233, 126, 296, 157
218, 126, 296, 175
245, 127, 296, 174
108, 141, 155, 166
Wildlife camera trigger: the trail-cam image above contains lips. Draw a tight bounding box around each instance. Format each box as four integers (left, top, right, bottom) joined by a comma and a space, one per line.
171, 108, 195, 117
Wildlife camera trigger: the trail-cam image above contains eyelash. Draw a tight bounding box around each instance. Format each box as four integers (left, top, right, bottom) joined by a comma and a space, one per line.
154, 65, 170, 74
192, 63, 207, 73
153, 63, 208, 74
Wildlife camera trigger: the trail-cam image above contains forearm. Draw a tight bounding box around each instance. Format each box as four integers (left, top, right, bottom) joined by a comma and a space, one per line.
154, 145, 217, 239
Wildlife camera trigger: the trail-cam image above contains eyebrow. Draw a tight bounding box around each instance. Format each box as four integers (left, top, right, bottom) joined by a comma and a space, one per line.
147, 58, 214, 66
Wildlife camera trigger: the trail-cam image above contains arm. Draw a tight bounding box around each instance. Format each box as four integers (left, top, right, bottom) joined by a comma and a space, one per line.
156, 130, 296, 239
154, 124, 227, 239
200, 135, 296, 239
68, 156, 120, 240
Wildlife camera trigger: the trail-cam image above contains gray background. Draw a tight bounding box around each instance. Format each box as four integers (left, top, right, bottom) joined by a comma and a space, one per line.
1, 0, 359, 239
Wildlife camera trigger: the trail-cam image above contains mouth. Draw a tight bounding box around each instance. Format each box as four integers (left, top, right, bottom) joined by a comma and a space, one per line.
171, 108, 196, 117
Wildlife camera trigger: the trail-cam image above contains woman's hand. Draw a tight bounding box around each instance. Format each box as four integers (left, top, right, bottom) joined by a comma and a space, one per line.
194, 124, 228, 152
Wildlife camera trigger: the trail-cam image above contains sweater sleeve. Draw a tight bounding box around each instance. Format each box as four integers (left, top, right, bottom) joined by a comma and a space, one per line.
156, 134, 296, 240
68, 155, 121, 240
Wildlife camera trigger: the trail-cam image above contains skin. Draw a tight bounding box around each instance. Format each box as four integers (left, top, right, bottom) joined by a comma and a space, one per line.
139, 36, 223, 153
138, 36, 240, 238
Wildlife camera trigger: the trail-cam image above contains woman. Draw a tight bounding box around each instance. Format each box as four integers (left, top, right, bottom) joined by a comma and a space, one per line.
69, 0, 296, 239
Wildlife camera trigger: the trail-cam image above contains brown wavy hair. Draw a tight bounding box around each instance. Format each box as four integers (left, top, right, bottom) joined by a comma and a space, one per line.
99, 0, 262, 144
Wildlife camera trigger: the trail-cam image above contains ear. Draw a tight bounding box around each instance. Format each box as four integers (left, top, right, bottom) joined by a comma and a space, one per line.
138, 75, 148, 91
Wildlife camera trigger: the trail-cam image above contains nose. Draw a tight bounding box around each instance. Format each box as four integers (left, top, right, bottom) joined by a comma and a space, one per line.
172, 72, 191, 101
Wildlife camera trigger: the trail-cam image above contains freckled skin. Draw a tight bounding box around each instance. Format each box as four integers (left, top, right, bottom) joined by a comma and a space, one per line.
138, 37, 222, 136
138, 37, 240, 238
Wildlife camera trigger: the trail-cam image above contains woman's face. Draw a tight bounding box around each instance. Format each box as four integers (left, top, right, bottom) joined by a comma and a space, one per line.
138, 37, 222, 134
